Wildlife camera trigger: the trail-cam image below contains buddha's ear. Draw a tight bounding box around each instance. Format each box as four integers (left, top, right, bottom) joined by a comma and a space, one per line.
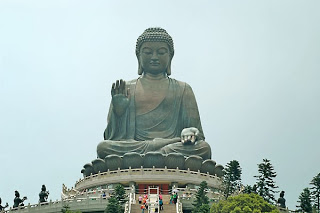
138, 58, 143, 75
166, 60, 171, 76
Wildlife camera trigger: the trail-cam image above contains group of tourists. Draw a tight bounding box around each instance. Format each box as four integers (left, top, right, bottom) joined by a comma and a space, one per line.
170, 192, 178, 204
138, 193, 165, 213
0, 185, 49, 211
139, 193, 149, 213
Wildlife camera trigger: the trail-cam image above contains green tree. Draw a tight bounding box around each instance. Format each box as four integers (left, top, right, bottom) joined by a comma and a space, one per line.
210, 193, 279, 213
310, 173, 320, 212
243, 184, 257, 194
297, 188, 313, 213
254, 159, 278, 203
223, 160, 242, 198
105, 185, 127, 213
113, 185, 127, 206
193, 181, 210, 213
105, 197, 122, 213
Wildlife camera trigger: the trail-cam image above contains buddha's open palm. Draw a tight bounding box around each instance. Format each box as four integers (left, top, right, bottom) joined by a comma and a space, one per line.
111, 79, 130, 116
181, 127, 199, 145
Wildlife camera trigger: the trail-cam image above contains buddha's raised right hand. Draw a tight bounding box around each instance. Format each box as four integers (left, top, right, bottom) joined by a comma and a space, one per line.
111, 79, 130, 116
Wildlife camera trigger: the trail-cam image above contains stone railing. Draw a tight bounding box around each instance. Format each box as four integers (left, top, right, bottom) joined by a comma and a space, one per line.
176, 198, 183, 213
124, 192, 135, 213
74, 166, 222, 191
4, 196, 108, 213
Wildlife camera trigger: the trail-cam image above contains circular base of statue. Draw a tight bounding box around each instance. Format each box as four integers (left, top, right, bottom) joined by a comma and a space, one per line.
82, 152, 224, 178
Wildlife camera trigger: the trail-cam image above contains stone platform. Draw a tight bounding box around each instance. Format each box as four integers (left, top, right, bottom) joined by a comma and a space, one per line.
82, 152, 224, 178
75, 166, 222, 192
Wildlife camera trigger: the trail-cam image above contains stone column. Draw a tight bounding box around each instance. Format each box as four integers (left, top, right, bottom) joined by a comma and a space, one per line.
171, 182, 178, 191
129, 181, 136, 193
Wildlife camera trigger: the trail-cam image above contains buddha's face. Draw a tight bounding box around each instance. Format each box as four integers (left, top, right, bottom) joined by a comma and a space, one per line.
139, 42, 171, 75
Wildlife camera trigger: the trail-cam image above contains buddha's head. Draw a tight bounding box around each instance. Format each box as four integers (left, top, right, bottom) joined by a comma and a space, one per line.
136, 27, 174, 76
15, 191, 20, 198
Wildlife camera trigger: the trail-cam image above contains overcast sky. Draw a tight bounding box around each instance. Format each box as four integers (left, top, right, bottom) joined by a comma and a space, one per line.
1, 0, 319, 210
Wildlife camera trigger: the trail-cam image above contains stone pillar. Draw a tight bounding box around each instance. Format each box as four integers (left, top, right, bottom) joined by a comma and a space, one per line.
129, 181, 136, 193
171, 182, 178, 191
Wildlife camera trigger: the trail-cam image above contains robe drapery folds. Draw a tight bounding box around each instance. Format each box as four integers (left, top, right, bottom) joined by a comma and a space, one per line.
98, 78, 211, 160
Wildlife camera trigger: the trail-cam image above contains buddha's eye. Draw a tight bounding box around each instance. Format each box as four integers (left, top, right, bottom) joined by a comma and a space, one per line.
142, 48, 152, 55
157, 48, 168, 55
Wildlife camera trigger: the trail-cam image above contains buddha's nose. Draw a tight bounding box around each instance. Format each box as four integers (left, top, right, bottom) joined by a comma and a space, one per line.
151, 52, 159, 60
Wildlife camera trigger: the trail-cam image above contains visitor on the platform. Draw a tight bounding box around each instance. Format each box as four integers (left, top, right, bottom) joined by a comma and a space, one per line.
143, 196, 147, 204
141, 204, 145, 213
173, 192, 178, 204
187, 192, 192, 200
182, 192, 186, 199
138, 195, 142, 204
169, 194, 173, 204
0, 198, 9, 211
102, 191, 106, 198
159, 193, 162, 200
159, 199, 163, 210
145, 202, 148, 210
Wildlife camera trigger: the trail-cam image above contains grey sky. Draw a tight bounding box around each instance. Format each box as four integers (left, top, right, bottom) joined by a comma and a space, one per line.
0, 0, 319, 210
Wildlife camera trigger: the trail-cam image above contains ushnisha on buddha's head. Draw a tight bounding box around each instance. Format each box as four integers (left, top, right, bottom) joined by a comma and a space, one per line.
136, 27, 174, 76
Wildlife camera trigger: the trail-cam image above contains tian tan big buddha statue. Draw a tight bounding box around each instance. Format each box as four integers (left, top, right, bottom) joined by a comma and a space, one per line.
82, 28, 222, 177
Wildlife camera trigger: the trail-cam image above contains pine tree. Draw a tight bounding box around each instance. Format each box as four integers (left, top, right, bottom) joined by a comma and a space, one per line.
105, 197, 121, 213
310, 173, 320, 212
254, 159, 278, 203
297, 188, 312, 213
105, 185, 126, 213
223, 160, 242, 198
243, 184, 257, 194
192, 181, 209, 213
113, 185, 126, 206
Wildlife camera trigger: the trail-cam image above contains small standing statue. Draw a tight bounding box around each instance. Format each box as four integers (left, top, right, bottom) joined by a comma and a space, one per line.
13, 191, 27, 208
39, 185, 49, 203
277, 190, 286, 208
0, 198, 9, 211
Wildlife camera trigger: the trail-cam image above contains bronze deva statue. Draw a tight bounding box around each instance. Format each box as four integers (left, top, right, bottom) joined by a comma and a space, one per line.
277, 191, 286, 208
0, 198, 9, 211
97, 27, 211, 160
39, 185, 49, 203
13, 191, 27, 208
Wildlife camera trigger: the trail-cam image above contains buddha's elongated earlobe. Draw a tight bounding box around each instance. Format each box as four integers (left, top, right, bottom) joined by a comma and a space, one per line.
138, 65, 143, 75
166, 60, 172, 76
138, 59, 143, 75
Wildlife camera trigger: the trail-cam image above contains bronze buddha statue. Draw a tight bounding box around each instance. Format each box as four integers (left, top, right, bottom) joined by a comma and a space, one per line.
96, 27, 211, 160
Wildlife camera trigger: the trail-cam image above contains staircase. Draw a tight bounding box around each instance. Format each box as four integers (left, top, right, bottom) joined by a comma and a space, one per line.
131, 187, 177, 213
130, 203, 176, 213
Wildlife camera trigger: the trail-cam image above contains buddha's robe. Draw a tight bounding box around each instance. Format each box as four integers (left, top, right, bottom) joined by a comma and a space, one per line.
97, 78, 211, 160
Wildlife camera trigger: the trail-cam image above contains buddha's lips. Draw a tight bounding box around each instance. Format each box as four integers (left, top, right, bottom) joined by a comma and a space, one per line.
150, 63, 160, 66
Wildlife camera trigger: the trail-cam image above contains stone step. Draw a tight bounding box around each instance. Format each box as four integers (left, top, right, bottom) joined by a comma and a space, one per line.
136, 194, 172, 204
131, 203, 176, 213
